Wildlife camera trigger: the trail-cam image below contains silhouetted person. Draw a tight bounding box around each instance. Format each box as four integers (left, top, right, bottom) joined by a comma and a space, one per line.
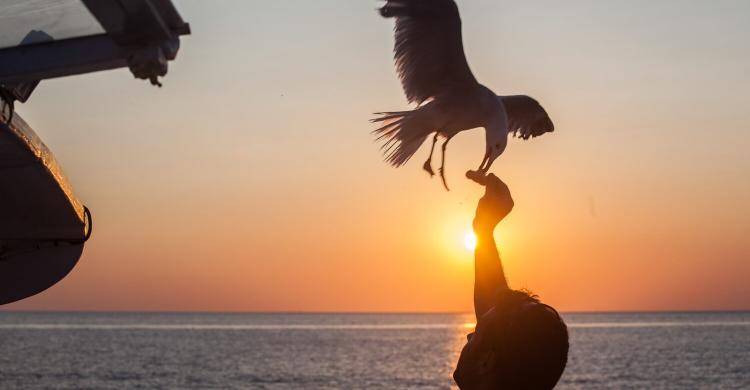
454, 173, 569, 389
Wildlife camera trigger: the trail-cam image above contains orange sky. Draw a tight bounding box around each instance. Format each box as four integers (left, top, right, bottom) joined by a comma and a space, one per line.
4, 0, 749, 312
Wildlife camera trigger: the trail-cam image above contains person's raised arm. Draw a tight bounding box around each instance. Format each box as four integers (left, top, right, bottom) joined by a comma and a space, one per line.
467, 172, 514, 321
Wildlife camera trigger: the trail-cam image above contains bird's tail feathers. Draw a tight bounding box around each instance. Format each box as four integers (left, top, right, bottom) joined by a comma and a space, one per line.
371, 107, 435, 167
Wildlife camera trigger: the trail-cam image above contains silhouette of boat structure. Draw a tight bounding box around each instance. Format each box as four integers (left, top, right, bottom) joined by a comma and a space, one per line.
0, 0, 190, 305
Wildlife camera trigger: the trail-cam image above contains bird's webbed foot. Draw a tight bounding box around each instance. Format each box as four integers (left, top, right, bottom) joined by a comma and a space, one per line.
423, 159, 435, 177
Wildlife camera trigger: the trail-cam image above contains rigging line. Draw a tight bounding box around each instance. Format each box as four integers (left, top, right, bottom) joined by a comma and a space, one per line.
0, 206, 93, 261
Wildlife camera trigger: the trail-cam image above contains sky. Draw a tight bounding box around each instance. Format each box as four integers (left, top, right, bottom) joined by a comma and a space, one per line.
4, 0, 750, 312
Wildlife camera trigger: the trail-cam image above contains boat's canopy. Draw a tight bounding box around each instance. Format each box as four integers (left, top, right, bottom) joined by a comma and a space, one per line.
0, 0, 191, 104
0, 0, 189, 304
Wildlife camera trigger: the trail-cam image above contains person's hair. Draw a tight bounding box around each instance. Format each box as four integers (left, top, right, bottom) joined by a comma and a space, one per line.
488, 290, 569, 390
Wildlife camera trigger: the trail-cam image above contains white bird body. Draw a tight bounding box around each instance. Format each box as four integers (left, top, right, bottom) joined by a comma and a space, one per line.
372, 0, 554, 189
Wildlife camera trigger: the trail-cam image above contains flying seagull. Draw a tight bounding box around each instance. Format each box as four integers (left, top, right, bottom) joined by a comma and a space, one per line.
372, 0, 555, 190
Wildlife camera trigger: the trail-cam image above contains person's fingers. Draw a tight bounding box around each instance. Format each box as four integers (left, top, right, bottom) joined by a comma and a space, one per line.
466, 170, 487, 185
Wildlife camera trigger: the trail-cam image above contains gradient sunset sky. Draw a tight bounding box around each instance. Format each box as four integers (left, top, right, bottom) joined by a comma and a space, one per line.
5, 0, 749, 312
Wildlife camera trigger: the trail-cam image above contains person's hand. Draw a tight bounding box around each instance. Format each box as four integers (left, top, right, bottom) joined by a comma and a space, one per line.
467, 171, 514, 233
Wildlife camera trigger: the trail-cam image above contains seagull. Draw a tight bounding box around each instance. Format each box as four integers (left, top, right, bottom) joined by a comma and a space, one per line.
372, 0, 555, 190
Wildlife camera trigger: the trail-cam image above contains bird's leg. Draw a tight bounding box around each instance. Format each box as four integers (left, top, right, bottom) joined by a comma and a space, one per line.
439, 136, 453, 191
423, 133, 438, 177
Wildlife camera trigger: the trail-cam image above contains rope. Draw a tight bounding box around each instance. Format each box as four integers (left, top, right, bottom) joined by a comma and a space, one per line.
0, 89, 15, 124
0, 206, 94, 261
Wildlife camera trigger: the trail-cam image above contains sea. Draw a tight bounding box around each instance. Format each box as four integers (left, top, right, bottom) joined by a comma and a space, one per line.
0, 312, 748, 389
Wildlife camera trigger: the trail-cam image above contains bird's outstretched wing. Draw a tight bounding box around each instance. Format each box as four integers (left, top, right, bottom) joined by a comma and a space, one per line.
380, 0, 478, 104
499, 95, 555, 140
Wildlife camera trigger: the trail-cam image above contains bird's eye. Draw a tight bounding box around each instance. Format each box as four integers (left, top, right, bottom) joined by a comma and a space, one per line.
495, 144, 502, 149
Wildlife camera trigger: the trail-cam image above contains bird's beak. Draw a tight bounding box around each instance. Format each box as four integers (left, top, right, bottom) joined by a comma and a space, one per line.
477, 148, 490, 172
480, 127, 507, 174
484, 150, 501, 174
480, 149, 501, 174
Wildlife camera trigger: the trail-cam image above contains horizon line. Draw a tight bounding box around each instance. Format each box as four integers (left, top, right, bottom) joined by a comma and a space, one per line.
2, 309, 749, 315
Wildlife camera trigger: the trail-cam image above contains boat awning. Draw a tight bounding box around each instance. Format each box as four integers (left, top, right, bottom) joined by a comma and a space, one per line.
0, 0, 190, 89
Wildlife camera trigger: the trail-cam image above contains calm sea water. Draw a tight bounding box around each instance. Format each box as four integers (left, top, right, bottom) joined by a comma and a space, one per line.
0, 312, 748, 389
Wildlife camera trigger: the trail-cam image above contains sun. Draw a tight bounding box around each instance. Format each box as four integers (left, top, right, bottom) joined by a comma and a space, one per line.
464, 231, 477, 251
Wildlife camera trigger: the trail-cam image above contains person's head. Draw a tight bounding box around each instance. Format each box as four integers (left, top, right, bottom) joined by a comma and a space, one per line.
453, 290, 569, 389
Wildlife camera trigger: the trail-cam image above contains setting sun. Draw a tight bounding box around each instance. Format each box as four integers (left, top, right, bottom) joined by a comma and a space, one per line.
464, 231, 477, 251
